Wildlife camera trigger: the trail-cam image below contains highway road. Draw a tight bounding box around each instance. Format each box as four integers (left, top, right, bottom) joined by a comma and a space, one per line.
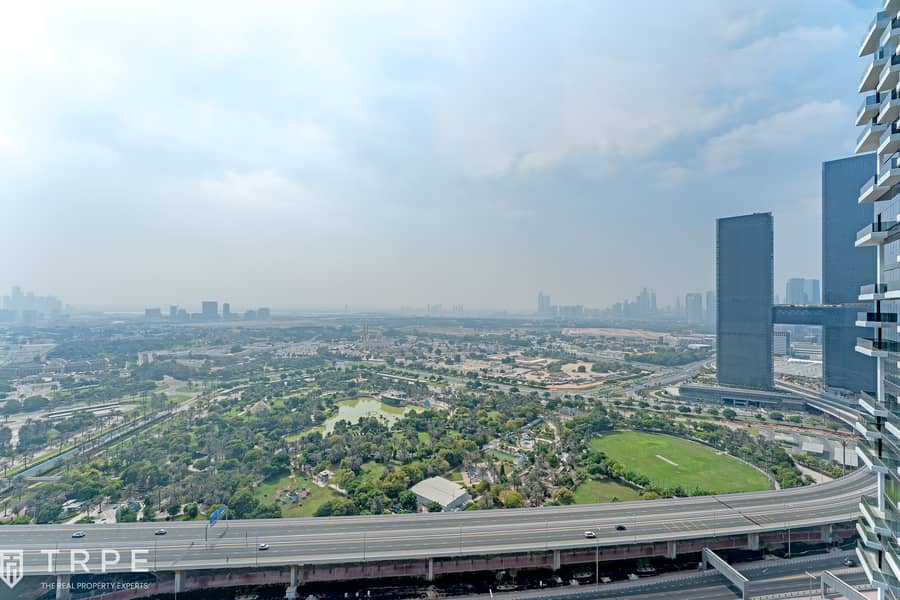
1, 469, 873, 576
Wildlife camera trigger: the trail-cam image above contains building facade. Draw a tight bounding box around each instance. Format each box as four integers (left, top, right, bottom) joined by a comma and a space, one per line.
823, 155, 878, 393
855, 6, 900, 597
716, 213, 774, 390
685, 292, 704, 325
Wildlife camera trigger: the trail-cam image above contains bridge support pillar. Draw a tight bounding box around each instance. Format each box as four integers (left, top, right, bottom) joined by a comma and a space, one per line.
426, 558, 434, 582
552, 549, 561, 571
56, 575, 71, 600
820, 524, 833, 544
174, 571, 184, 594
285, 565, 301, 599
666, 540, 677, 559
747, 532, 759, 551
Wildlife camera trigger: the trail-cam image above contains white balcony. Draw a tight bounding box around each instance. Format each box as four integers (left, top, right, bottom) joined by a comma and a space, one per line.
855, 419, 884, 441
859, 175, 890, 203
880, 124, 900, 153
860, 393, 890, 418
887, 0, 900, 15
860, 93, 882, 125
880, 17, 900, 49
858, 122, 888, 153
879, 156, 900, 186
863, 12, 890, 56
856, 226, 892, 247
861, 54, 889, 92
880, 93, 900, 124
878, 54, 900, 92
858, 445, 890, 475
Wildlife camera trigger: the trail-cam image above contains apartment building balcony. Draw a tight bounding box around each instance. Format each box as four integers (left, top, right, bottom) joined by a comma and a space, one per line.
880, 91, 900, 124
857, 311, 900, 328
877, 53, 900, 92
858, 119, 888, 153
862, 49, 890, 92
859, 174, 891, 203
857, 336, 900, 357
856, 414, 885, 441
858, 541, 892, 591
863, 12, 890, 56
860, 282, 900, 300
856, 219, 900, 246
886, 0, 900, 17
881, 123, 900, 154
881, 17, 900, 49
860, 93, 883, 125
861, 391, 891, 418
858, 520, 886, 551
858, 444, 891, 477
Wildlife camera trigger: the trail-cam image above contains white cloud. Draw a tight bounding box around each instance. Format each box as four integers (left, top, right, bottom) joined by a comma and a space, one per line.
702, 100, 851, 172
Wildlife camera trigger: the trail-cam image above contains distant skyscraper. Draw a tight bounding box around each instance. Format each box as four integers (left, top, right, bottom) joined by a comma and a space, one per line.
222, 303, 231, 320
705, 291, 716, 328
169, 305, 177, 320
685, 293, 704, 325
716, 213, 773, 390
674, 295, 683, 319
537, 291, 552, 316
145, 308, 162, 319
201, 301, 219, 320
804, 279, 820, 305
257, 307, 271, 320
785, 278, 808, 305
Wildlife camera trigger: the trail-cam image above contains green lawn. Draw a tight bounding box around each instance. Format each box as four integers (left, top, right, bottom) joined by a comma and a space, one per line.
573, 478, 642, 504
590, 431, 770, 494
360, 462, 386, 485
255, 472, 340, 517
490, 449, 517, 463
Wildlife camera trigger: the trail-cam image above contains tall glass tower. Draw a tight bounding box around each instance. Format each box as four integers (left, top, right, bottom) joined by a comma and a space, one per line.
856, 4, 900, 597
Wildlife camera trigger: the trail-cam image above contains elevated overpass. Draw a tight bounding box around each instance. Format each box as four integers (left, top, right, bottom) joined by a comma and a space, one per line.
5, 469, 874, 598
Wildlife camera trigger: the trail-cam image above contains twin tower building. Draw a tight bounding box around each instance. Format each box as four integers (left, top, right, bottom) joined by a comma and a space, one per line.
716, 155, 876, 396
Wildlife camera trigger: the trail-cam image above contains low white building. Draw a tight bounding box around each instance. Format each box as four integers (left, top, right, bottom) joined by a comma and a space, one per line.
410, 476, 470, 512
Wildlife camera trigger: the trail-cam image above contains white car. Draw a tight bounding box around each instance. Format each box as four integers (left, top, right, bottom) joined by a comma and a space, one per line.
258, 543, 270, 551
584, 531, 596, 539
71, 530, 86, 538
154, 528, 167, 535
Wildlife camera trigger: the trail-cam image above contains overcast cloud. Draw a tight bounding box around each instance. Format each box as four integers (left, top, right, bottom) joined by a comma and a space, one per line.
3, 0, 877, 311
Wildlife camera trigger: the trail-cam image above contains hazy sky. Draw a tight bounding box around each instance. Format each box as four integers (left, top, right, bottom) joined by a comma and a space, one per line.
3, 1, 878, 311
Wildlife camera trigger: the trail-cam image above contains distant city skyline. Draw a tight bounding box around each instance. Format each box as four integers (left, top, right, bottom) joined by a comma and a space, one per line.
4, 2, 873, 310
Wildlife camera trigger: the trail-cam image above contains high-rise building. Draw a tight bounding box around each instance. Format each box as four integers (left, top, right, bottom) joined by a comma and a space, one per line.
222, 303, 231, 320
804, 279, 821, 305
785, 278, 809, 304
705, 291, 716, 328
201, 301, 219, 320
144, 308, 162, 319
822, 154, 876, 393
257, 307, 271, 320
537, 291, 552, 316
716, 213, 773, 390
685, 293, 704, 325
855, 8, 900, 596
169, 305, 178, 320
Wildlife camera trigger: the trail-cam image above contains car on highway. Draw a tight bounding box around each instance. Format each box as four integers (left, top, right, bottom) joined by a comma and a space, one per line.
154, 528, 167, 535
258, 543, 270, 551
583, 531, 596, 539
843, 558, 856, 567
71, 530, 86, 538
615, 524, 627, 531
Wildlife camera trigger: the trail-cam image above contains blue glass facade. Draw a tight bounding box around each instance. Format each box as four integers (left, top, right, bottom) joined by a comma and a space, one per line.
716, 213, 774, 390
